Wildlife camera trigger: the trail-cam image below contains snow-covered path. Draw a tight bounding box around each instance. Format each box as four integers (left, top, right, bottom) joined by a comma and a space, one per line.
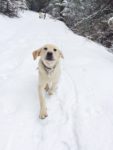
0, 11, 113, 150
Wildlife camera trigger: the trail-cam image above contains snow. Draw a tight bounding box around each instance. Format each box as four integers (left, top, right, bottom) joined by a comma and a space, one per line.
108, 17, 113, 29
0, 10, 113, 150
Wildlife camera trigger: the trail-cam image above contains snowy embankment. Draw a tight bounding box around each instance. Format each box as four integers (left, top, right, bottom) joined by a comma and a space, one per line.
0, 11, 113, 150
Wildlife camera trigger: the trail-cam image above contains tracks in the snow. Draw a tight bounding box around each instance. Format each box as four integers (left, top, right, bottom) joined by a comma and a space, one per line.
36, 69, 80, 150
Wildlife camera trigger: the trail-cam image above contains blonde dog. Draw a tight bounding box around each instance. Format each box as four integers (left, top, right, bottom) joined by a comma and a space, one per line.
32, 44, 64, 119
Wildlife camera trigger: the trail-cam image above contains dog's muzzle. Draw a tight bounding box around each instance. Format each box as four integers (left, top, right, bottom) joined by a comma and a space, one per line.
46, 52, 54, 61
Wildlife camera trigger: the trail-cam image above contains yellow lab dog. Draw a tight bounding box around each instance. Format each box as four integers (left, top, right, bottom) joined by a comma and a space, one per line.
32, 44, 64, 119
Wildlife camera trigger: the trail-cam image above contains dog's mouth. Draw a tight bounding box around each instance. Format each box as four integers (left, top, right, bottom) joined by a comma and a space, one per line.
46, 57, 54, 61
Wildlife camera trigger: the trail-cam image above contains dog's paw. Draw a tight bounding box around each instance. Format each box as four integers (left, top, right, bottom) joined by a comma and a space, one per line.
48, 89, 55, 95
48, 91, 54, 95
39, 108, 48, 119
48, 87, 57, 95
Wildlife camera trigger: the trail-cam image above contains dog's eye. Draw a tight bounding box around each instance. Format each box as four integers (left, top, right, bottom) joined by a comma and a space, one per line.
44, 47, 48, 50
53, 48, 57, 52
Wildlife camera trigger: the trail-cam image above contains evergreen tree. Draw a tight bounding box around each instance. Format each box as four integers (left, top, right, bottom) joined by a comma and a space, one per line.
0, 0, 27, 17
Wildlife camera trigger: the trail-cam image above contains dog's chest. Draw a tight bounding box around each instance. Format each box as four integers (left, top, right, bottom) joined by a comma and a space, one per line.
43, 69, 56, 80
39, 66, 59, 81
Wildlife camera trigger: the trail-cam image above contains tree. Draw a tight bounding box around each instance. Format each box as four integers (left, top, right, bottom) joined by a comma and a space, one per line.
0, 0, 27, 17
27, 0, 49, 11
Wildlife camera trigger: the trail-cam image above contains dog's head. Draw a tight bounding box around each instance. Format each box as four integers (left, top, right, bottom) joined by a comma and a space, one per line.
32, 44, 64, 67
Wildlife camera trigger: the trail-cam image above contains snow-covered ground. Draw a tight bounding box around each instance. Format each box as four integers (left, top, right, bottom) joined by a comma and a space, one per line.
0, 11, 113, 150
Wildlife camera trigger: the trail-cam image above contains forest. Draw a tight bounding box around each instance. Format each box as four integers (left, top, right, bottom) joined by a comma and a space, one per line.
0, 0, 113, 49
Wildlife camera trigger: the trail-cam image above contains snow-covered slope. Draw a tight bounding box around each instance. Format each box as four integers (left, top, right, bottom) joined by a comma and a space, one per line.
0, 11, 113, 150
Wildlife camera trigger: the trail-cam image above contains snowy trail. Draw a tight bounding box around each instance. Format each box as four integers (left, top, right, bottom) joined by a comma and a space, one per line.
0, 11, 79, 150
0, 57, 78, 150
1, 10, 113, 150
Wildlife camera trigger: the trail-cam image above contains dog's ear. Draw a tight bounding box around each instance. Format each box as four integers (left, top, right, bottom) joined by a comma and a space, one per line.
60, 51, 64, 59
32, 48, 41, 60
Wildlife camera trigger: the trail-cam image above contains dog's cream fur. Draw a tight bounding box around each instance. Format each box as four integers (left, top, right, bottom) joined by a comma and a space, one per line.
32, 44, 64, 119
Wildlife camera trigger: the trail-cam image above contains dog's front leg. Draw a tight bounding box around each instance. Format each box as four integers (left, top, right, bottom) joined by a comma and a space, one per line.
38, 85, 48, 119
48, 82, 58, 95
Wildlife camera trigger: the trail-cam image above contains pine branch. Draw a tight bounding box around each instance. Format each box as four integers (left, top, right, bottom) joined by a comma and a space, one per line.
74, 0, 111, 28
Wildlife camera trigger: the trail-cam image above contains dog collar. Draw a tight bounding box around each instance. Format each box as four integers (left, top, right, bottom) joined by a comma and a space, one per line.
41, 61, 57, 74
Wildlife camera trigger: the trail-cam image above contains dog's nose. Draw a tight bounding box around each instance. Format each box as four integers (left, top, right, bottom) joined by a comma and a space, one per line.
46, 52, 53, 60
47, 52, 52, 57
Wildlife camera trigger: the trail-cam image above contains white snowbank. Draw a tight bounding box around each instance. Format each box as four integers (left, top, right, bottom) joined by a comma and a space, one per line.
0, 10, 113, 150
